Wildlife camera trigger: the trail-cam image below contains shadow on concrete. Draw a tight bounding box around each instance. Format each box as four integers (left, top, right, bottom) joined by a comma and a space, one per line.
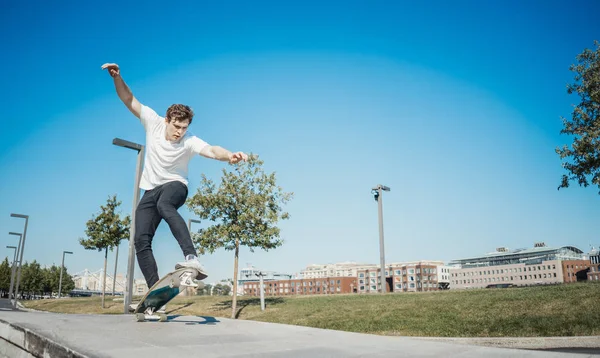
212, 297, 285, 318
526, 347, 600, 356
167, 301, 195, 314
164, 315, 221, 325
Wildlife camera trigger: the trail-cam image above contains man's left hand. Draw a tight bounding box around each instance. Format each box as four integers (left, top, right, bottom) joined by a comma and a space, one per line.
229, 152, 248, 164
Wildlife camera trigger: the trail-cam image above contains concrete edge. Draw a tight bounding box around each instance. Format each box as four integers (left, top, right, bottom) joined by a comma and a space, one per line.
412, 336, 600, 350
0, 317, 88, 358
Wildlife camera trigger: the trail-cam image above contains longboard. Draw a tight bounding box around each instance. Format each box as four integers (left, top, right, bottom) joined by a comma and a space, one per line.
132, 267, 205, 322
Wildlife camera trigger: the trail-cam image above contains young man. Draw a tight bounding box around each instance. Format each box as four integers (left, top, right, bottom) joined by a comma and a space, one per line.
101, 63, 248, 294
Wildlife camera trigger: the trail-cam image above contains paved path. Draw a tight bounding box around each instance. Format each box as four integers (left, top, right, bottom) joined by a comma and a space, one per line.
0, 302, 597, 357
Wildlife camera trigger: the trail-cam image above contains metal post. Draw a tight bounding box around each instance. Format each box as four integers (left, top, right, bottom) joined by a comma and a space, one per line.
113, 138, 145, 314
10, 214, 28, 308
58, 251, 73, 298
372, 185, 390, 294
112, 245, 119, 296
377, 188, 386, 293
258, 272, 265, 311
7, 233, 21, 305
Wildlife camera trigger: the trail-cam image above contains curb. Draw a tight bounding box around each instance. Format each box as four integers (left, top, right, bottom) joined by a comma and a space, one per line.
0, 318, 88, 358
413, 336, 600, 351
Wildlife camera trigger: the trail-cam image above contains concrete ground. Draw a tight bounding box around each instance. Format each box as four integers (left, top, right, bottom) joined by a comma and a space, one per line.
0, 299, 597, 358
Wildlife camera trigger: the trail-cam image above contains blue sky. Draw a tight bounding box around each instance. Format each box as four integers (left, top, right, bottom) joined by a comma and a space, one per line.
1, 0, 599, 284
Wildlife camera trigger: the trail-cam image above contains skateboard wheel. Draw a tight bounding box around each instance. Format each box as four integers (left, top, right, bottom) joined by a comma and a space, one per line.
159, 313, 167, 322
136, 313, 145, 322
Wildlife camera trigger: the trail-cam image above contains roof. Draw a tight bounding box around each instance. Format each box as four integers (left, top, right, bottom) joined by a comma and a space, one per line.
449, 245, 583, 264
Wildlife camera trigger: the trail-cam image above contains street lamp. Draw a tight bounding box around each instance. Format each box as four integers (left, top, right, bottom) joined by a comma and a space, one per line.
245, 271, 266, 311
371, 185, 390, 293
10, 213, 29, 308
58, 251, 73, 298
113, 137, 145, 314
6, 246, 17, 263
6, 232, 22, 305
188, 218, 201, 234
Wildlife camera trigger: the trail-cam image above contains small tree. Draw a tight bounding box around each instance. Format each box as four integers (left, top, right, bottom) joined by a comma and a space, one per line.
556, 40, 600, 193
187, 154, 293, 318
79, 195, 130, 308
0, 258, 10, 296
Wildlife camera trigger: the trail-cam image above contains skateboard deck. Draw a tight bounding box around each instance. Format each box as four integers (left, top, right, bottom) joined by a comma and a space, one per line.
133, 267, 205, 322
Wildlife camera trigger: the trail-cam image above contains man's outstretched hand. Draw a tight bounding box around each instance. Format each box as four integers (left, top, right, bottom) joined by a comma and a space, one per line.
101, 63, 120, 78
229, 152, 248, 164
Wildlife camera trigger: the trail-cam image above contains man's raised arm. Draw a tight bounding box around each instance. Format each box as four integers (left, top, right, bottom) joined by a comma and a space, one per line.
101, 63, 142, 118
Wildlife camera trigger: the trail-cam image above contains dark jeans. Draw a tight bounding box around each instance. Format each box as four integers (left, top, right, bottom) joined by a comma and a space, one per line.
134, 180, 196, 288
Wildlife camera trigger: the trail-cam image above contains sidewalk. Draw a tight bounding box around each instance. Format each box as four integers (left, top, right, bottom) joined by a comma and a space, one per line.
0, 307, 596, 358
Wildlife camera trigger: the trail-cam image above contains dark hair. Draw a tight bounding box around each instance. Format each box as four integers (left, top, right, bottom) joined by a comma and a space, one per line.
166, 104, 194, 124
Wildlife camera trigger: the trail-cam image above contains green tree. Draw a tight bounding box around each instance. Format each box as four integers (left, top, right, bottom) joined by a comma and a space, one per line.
196, 283, 213, 296
0, 258, 11, 296
187, 154, 293, 318
45, 264, 75, 297
213, 283, 231, 296
79, 194, 130, 308
556, 40, 600, 193
21, 261, 44, 297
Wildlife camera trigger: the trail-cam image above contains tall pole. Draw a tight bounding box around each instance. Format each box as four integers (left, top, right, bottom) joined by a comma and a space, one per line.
113, 138, 145, 314
377, 188, 386, 293
58, 251, 73, 298
10, 214, 29, 308
112, 244, 119, 296
7, 233, 22, 305
258, 272, 265, 311
125, 145, 144, 312
372, 185, 390, 294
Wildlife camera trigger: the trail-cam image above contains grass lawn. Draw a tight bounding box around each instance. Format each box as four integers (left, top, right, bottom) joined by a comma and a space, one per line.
21, 282, 600, 338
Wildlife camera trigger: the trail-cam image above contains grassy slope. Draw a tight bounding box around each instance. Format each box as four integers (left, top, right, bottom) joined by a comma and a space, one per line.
22, 282, 600, 337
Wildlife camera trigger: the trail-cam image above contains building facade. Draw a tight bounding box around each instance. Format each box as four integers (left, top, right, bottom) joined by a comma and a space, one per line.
449, 243, 586, 289
588, 248, 600, 281
243, 276, 357, 296
300, 262, 377, 279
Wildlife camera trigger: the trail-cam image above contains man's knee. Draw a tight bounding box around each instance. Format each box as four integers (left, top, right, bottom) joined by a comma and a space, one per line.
134, 235, 151, 254
157, 200, 179, 219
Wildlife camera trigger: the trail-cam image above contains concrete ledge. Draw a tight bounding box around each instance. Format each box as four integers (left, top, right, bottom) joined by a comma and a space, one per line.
414, 336, 600, 351
0, 318, 87, 358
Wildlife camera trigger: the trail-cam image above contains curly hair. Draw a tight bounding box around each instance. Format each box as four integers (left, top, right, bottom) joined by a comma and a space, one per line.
166, 104, 194, 124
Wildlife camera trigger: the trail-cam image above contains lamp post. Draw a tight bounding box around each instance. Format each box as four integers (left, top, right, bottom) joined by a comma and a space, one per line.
371, 185, 390, 294
58, 251, 73, 298
7, 232, 22, 305
10, 214, 28, 308
245, 270, 266, 310
113, 138, 145, 314
187, 218, 201, 234
6, 246, 17, 264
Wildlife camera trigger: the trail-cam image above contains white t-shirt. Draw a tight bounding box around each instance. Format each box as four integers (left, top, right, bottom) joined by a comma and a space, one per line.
138, 105, 209, 190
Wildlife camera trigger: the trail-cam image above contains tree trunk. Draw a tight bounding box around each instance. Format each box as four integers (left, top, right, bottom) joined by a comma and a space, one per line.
101, 247, 108, 308
112, 245, 119, 296
231, 238, 240, 319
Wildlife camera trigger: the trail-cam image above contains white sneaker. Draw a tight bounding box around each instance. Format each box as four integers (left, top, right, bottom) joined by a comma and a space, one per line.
157, 305, 166, 314
175, 255, 208, 280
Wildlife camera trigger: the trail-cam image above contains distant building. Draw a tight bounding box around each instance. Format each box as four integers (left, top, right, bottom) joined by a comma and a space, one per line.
588, 247, 600, 281
243, 276, 357, 296
448, 242, 587, 289
237, 264, 293, 295
300, 262, 377, 279
357, 261, 448, 293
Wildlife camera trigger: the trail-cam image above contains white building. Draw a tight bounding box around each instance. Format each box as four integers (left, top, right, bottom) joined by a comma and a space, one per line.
300, 261, 378, 279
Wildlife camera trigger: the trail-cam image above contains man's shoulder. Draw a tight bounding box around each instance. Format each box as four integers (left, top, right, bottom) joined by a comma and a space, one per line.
183, 134, 209, 152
